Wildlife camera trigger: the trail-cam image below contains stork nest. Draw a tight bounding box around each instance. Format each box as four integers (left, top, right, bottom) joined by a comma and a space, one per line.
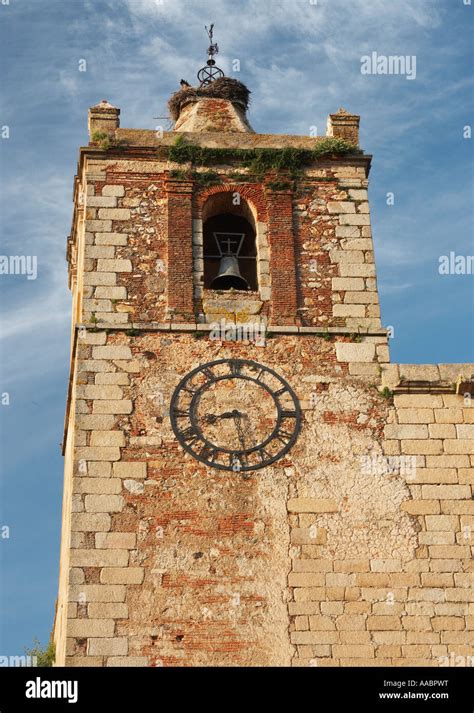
168, 77, 251, 121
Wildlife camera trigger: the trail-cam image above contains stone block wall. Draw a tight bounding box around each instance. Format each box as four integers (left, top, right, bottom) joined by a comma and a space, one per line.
54, 327, 473, 666
289, 380, 473, 667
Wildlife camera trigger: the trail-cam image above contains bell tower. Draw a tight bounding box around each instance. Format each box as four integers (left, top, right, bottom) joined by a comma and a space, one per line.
54, 32, 473, 668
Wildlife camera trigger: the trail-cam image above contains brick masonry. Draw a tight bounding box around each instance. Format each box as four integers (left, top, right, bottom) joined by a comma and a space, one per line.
74, 149, 379, 331
55, 95, 473, 667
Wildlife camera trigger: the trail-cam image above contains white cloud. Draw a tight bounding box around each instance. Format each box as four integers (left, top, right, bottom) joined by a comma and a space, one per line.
0, 172, 72, 392
118, 0, 441, 36
58, 70, 80, 97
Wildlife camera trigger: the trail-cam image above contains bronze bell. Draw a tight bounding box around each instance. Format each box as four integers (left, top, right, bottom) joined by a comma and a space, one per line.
211, 256, 249, 290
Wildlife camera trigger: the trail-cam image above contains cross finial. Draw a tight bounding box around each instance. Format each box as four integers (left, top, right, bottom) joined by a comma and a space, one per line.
197, 23, 224, 86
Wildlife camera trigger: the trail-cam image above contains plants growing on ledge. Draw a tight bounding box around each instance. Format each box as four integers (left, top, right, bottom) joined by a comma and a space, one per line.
169, 167, 222, 187
90, 131, 110, 150
90, 132, 126, 151
192, 171, 222, 187
167, 134, 358, 181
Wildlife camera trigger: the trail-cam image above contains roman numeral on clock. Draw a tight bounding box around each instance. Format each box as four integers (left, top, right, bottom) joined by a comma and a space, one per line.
172, 408, 188, 419
229, 360, 243, 375
276, 428, 293, 444
258, 448, 272, 462
180, 426, 199, 444
200, 445, 219, 461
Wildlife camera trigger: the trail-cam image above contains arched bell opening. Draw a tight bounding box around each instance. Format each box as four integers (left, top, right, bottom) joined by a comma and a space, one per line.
202, 194, 258, 292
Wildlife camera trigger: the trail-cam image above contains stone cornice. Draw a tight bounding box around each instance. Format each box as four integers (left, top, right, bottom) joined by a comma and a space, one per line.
75, 141, 373, 178
76, 323, 388, 336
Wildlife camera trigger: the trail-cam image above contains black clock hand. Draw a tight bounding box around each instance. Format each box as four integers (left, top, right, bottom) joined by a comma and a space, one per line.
232, 412, 247, 451
204, 410, 244, 424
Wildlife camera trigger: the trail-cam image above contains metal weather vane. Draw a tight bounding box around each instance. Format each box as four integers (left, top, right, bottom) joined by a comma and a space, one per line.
197, 23, 225, 86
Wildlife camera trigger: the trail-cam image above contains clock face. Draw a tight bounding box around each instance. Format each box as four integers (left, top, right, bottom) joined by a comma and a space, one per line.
170, 359, 301, 472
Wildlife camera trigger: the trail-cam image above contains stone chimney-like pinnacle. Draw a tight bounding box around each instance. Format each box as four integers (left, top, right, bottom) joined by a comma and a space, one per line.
326, 107, 360, 146
88, 99, 120, 141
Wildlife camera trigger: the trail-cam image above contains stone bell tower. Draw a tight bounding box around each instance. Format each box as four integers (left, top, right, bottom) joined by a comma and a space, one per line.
54, 37, 473, 668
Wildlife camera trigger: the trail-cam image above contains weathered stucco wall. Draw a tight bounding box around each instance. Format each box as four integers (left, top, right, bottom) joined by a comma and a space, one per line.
56, 328, 473, 666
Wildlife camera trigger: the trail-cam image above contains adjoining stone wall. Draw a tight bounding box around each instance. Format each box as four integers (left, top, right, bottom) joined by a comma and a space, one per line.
56, 326, 473, 667
289, 379, 473, 667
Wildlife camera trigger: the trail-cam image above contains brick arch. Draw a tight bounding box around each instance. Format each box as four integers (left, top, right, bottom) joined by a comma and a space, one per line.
194, 184, 268, 223
192, 185, 271, 308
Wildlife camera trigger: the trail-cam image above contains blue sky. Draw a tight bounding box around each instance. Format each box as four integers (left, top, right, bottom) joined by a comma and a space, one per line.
0, 0, 473, 656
